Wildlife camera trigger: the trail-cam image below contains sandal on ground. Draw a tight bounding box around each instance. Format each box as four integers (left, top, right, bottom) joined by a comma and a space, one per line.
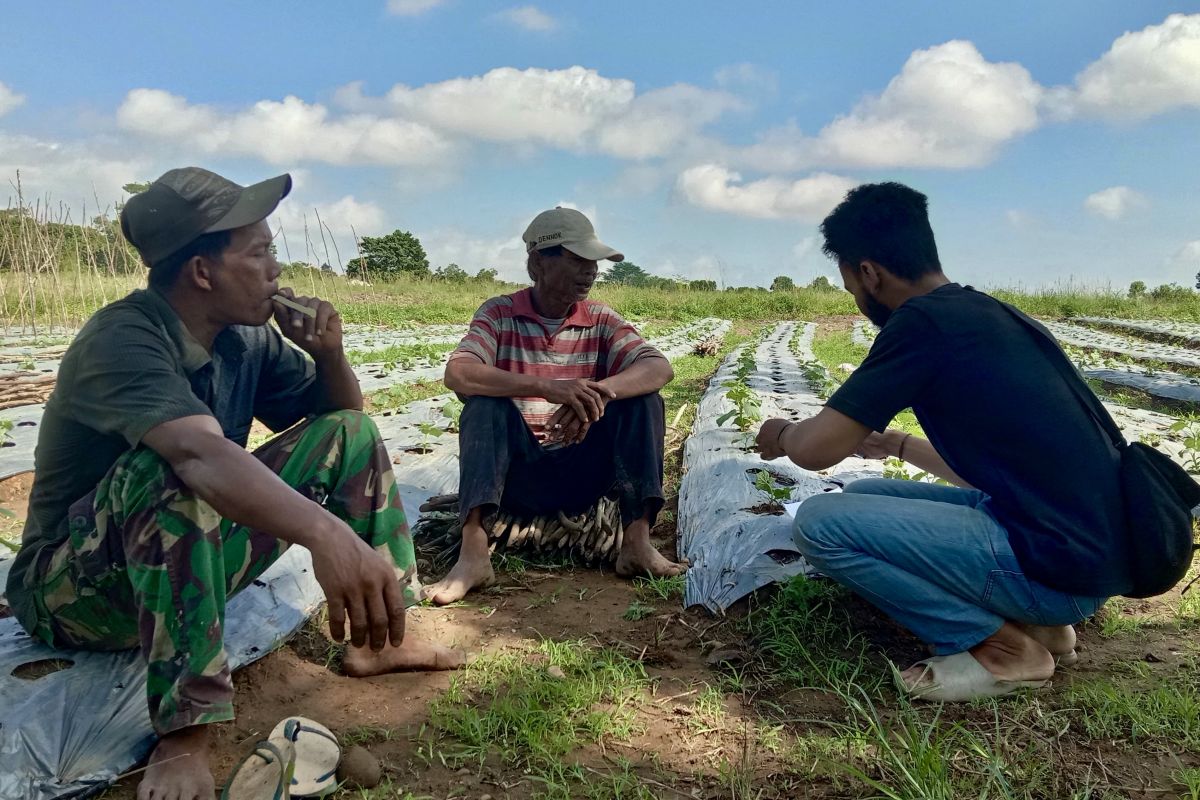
894, 651, 1048, 702
221, 720, 298, 800
269, 717, 342, 798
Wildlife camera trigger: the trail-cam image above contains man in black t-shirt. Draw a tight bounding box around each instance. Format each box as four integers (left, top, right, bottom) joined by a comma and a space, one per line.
755, 183, 1117, 702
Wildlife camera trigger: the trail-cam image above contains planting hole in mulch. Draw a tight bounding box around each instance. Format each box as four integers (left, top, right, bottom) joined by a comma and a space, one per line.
12, 658, 75, 680
743, 502, 785, 516
745, 468, 796, 486
404, 446, 434, 455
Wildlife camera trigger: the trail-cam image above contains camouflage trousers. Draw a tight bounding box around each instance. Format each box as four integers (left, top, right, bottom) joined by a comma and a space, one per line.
24, 410, 416, 735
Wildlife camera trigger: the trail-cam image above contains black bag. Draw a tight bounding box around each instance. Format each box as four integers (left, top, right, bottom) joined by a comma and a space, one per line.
999, 302, 1200, 598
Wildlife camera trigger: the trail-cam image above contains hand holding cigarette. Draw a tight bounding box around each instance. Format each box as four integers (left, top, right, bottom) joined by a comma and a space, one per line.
271, 289, 342, 357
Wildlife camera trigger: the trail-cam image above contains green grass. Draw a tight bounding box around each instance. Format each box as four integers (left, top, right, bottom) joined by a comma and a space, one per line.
809, 326, 924, 436
428, 638, 650, 770
344, 342, 455, 367
622, 600, 655, 621
1065, 669, 1200, 748
633, 574, 685, 603
363, 380, 450, 413
745, 576, 884, 695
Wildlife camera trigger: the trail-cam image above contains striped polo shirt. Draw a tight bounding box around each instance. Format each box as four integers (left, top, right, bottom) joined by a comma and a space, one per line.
449, 287, 663, 441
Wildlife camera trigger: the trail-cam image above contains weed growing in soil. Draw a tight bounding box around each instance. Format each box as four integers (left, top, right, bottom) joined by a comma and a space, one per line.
1065, 668, 1200, 748
633, 574, 685, 603
622, 600, 655, 621
745, 576, 883, 695
428, 639, 649, 770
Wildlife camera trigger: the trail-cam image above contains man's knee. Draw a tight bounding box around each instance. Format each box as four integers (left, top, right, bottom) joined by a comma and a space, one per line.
309, 408, 378, 437
842, 477, 896, 496
792, 493, 849, 560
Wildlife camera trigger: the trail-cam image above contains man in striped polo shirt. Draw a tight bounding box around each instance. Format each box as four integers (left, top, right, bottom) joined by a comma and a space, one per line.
426, 207, 686, 604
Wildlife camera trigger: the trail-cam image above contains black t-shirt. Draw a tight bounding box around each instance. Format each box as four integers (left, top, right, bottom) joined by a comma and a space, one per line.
827, 283, 1127, 596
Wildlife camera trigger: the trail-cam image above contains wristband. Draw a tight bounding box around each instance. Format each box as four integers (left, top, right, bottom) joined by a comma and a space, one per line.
897, 432, 912, 461
776, 422, 794, 447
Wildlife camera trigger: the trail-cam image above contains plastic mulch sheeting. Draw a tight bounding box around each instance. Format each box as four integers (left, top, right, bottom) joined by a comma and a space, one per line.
678, 322, 878, 613
1072, 316, 1200, 349
1043, 320, 1200, 370
1083, 366, 1200, 406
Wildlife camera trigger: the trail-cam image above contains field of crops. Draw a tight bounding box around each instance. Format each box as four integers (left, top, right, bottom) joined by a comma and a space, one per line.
4, 271, 1200, 800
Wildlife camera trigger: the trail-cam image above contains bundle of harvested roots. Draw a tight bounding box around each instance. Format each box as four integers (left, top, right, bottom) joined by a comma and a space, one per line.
414, 492, 623, 566
692, 336, 721, 357
0, 373, 55, 410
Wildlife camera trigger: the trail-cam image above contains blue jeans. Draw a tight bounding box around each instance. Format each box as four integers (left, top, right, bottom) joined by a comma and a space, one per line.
793, 478, 1108, 655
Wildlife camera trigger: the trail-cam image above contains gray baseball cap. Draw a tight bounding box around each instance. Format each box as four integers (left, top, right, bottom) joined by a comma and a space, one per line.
120, 167, 292, 265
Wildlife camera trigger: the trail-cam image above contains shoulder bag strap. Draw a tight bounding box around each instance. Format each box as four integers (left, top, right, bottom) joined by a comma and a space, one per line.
983, 294, 1127, 449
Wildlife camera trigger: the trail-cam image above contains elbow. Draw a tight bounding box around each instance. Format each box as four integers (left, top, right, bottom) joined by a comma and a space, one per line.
661, 360, 675, 386
443, 364, 465, 394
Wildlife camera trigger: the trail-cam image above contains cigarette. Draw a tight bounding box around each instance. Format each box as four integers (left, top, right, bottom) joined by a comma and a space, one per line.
272, 293, 317, 318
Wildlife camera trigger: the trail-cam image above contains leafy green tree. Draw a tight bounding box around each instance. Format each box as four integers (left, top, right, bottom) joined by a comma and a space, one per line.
1150, 282, 1194, 301
123, 181, 151, 195
688, 279, 717, 291
352, 230, 429, 279
770, 275, 796, 292
601, 260, 650, 285
1130, 280, 1147, 298
808, 276, 836, 292
474, 267, 498, 282
435, 263, 469, 282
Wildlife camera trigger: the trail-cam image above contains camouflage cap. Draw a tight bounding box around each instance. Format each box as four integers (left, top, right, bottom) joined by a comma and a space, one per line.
120, 167, 292, 265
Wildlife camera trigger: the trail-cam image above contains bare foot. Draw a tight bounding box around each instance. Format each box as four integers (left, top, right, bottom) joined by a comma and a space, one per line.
137, 726, 213, 800
615, 518, 687, 578
900, 622, 1055, 688
424, 553, 495, 605
343, 636, 466, 676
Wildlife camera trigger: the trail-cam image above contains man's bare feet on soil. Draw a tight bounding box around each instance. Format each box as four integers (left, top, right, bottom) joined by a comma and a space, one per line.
615, 516, 687, 579
425, 553, 495, 605
900, 622, 1056, 689
344, 636, 465, 676
424, 520, 495, 605
137, 725, 212, 800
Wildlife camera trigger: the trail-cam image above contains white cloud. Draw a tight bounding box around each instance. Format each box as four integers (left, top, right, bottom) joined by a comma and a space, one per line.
0, 131, 149, 209
116, 89, 452, 166
387, 66, 634, 149
270, 195, 389, 268
386, 0, 447, 16
422, 228, 528, 281
496, 5, 557, 32
1052, 13, 1200, 121
792, 236, 820, 262
714, 63, 779, 96
0, 82, 25, 118
1084, 186, 1147, 220
739, 41, 1042, 171
675, 164, 854, 221
1169, 240, 1200, 270
595, 84, 741, 160
815, 41, 1042, 168
1005, 209, 1037, 230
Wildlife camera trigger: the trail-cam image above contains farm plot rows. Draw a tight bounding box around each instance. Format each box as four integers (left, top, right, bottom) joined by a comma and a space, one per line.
0, 314, 734, 798
678, 321, 880, 613
1046, 320, 1200, 408
1074, 316, 1200, 348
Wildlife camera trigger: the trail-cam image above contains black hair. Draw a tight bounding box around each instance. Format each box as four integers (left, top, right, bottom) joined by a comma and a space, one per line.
147, 229, 233, 291
819, 182, 941, 281
525, 244, 564, 281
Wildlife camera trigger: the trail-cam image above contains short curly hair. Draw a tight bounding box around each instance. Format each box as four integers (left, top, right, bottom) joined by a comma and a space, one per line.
820, 183, 941, 281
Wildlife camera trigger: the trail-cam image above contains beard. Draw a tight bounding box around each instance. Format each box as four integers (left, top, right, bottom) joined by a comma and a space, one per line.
861, 290, 892, 327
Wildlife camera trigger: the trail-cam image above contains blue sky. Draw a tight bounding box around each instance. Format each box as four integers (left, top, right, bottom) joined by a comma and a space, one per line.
1, 1, 1198, 289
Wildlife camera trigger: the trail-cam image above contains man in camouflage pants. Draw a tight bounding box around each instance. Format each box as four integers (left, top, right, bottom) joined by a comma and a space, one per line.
6, 168, 462, 800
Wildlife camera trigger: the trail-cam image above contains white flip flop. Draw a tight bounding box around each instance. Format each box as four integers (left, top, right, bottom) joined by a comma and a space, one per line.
222, 720, 298, 800
269, 717, 342, 798
895, 652, 1048, 702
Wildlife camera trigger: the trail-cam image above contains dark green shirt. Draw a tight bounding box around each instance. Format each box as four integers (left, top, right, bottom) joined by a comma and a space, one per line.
7, 289, 317, 630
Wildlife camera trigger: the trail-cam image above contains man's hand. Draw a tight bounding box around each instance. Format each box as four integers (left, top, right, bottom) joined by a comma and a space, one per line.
309, 527, 405, 651
854, 429, 905, 460
755, 418, 793, 460
273, 288, 343, 359
539, 378, 616, 425
545, 405, 592, 445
